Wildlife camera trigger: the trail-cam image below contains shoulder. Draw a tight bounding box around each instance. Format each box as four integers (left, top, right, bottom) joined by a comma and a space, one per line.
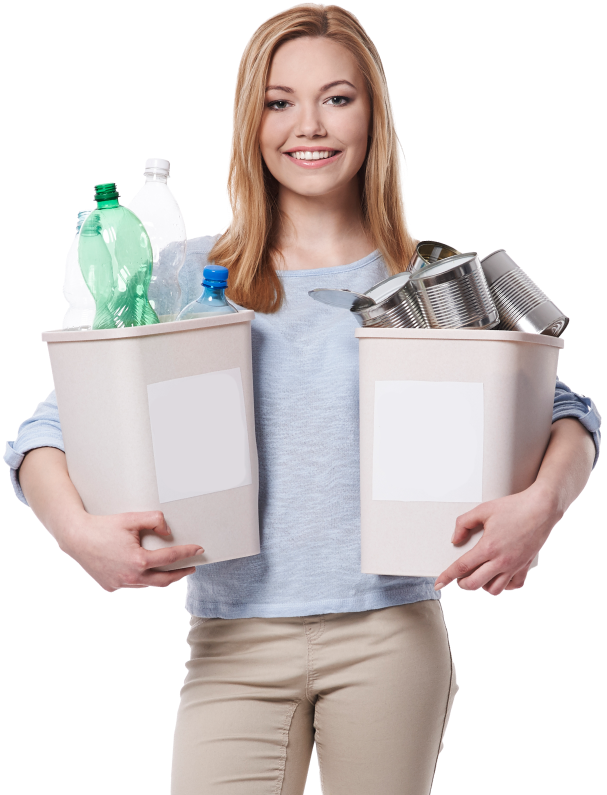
185, 234, 222, 259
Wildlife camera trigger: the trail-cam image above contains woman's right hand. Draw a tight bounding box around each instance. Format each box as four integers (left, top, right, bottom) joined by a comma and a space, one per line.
19, 447, 204, 592
59, 510, 204, 592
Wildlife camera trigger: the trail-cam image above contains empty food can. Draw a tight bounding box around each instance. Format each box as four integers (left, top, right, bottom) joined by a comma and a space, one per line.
409, 253, 499, 330
481, 250, 569, 337
408, 240, 460, 273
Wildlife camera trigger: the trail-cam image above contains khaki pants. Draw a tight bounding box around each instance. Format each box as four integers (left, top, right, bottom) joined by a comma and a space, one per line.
172, 600, 457, 795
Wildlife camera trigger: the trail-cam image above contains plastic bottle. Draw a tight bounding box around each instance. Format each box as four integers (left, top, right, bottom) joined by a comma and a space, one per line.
177, 265, 237, 319
78, 183, 159, 329
63, 210, 95, 329
128, 158, 186, 322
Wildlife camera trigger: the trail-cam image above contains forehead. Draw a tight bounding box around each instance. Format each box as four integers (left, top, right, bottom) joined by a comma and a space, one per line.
268, 37, 363, 88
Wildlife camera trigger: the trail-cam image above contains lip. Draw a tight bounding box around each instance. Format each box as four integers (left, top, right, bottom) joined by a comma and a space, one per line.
282, 148, 343, 169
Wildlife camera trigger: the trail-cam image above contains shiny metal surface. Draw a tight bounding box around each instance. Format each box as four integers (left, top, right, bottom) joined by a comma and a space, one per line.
355, 272, 425, 329
481, 250, 569, 337
308, 288, 375, 311
408, 240, 460, 273
365, 271, 412, 303
410, 253, 499, 330
357, 285, 425, 329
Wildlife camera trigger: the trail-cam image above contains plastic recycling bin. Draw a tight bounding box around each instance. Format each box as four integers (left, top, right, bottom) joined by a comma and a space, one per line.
356, 327, 563, 576
43, 312, 259, 571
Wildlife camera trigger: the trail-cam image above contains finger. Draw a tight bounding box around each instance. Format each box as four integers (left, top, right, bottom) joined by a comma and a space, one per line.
139, 567, 196, 587
481, 570, 515, 596
456, 560, 504, 591
435, 542, 492, 591
121, 510, 170, 536
451, 503, 490, 546
144, 544, 205, 570
505, 568, 529, 590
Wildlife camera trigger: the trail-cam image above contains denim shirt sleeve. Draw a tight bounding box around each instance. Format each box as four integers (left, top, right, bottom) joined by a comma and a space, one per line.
552, 379, 601, 467
4, 390, 64, 505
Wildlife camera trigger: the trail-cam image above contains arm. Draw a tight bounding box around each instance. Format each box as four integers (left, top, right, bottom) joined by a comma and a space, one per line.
19, 447, 205, 592
434, 417, 595, 595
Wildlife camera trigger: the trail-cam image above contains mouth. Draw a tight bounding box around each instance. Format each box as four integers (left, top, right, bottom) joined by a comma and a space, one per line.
282, 148, 343, 169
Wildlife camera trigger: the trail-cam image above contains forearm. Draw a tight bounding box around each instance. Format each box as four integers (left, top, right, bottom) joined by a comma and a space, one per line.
19, 447, 86, 550
533, 417, 595, 519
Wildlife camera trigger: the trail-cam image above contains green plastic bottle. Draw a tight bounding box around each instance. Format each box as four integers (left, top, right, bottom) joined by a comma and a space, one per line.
78, 183, 159, 329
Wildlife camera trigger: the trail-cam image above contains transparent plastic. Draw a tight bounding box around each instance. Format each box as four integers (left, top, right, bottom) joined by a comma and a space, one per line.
128, 160, 186, 322
178, 266, 237, 319
63, 210, 95, 330
78, 184, 159, 329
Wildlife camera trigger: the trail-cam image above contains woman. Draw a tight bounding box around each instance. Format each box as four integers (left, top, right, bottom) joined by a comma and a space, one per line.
5, 5, 600, 794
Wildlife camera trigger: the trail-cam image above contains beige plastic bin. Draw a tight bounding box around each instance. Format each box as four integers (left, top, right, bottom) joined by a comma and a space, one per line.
356, 327, 563, 576
43, 312, 259, 571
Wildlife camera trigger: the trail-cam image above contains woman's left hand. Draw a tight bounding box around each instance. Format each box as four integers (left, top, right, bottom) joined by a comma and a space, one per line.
434, 483, 562, 596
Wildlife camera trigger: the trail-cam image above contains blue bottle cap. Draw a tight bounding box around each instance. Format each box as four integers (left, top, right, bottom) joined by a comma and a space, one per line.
202, 265, 229, 288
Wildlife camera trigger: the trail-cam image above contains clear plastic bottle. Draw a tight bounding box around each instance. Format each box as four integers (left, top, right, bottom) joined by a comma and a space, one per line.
128, 158, 186, 322
177, 265, 237, 319
78, 183, 159, 329
63, 210, 95, 329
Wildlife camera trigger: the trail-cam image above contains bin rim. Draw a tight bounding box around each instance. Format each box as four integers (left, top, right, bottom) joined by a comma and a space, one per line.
42, 310, 255, 343
354, 326, 564, 348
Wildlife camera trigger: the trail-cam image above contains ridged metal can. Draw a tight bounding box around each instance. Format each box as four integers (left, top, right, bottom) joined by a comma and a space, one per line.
357, 272, 425, 329
481, 250, 569, 337
409, 253, 499, 330
408, 240, 460, 273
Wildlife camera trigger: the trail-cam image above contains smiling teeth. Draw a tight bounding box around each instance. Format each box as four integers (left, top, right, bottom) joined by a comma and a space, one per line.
290, 150, 336, 160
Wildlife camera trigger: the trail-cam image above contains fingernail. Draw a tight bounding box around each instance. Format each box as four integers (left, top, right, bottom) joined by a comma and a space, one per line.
434, 582, 445, 591
195, 548, 205, 555
451, 532, 456, 543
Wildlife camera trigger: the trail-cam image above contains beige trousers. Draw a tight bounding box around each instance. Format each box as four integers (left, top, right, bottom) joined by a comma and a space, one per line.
172, 600, 457, 795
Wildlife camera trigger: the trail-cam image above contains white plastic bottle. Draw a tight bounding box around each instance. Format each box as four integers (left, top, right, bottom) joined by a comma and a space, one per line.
63, 210, 95, 329
129, 158, 187, 322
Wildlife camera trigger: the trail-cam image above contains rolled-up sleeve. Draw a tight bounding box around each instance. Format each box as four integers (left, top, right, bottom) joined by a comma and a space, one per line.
553, 379, 601, 467
4, 391, 64, 505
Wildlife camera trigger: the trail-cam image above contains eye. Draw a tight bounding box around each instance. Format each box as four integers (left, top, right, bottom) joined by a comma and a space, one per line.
325, 96, 350, 107
267, 100, 291, 111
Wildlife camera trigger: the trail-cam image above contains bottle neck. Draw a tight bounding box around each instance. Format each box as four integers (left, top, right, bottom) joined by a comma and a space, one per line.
144, 172, 168, 184
201, 285, 227, 301
96, 198, 120, 209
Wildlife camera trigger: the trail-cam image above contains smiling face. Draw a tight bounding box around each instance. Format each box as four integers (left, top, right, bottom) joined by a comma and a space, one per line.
259, 36, 372, 199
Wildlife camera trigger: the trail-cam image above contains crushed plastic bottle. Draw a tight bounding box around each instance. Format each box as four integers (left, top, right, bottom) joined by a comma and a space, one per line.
78, 183, 159, 329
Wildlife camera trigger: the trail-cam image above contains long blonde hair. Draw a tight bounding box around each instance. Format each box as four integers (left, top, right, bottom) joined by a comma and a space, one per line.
211, 3, 416, 313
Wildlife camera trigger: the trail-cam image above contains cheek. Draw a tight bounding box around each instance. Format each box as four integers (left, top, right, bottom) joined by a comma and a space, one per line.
340, 108, 370, 160
259, 113, 289, 159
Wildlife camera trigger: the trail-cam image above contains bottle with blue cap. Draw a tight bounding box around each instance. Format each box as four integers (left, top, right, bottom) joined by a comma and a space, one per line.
177, 265, 237, 319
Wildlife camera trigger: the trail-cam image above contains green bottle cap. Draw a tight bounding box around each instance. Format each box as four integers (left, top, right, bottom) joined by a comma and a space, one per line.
94, 183, 120, 202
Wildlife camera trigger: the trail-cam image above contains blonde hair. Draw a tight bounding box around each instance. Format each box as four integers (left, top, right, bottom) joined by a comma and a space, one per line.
211, 3, 416, 313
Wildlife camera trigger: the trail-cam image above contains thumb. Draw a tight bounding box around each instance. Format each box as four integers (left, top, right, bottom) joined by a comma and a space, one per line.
452, 502, 490, 545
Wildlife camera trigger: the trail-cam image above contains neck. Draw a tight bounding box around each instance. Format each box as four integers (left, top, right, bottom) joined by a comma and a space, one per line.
275, 178, 375, 271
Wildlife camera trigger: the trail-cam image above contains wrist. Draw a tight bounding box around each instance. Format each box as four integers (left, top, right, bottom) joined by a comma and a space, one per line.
52, 505, 91, 555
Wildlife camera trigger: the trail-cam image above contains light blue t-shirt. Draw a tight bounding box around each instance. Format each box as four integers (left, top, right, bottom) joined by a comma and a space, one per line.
5, 238, 602, 618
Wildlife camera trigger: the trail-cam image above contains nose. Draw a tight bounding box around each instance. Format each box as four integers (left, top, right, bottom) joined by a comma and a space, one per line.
295, 101, 326, 139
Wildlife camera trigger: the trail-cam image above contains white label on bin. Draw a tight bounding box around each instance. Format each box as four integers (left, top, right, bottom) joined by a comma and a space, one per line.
147, 368, 252, 503
372, 381, 483, 503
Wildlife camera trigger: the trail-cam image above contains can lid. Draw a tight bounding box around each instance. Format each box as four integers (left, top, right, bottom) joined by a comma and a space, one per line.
410, 253, 479, 286
308, 288, 375, 311
365, 271, 411, 304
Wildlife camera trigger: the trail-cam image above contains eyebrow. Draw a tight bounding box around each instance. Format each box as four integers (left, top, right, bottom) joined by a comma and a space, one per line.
265, 80, 357, 93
